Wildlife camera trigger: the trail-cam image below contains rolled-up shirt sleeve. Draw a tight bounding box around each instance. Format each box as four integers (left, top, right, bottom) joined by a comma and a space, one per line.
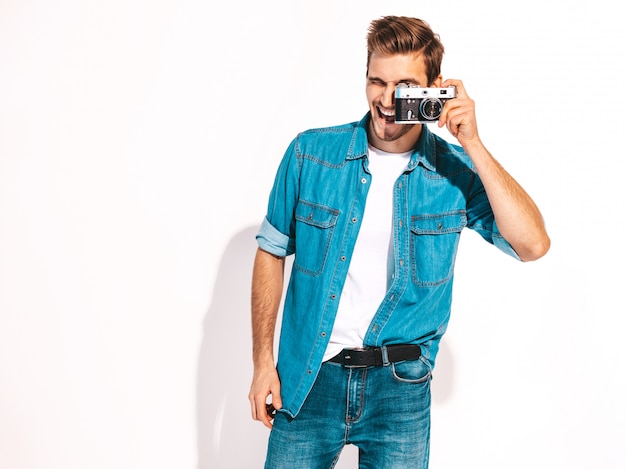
466, 170, 521, 261
488, 220, 521, 260
256, 217, 295, 257
255, 137, 300, 258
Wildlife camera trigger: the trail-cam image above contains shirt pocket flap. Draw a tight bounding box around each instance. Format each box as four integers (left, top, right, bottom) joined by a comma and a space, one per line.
411, 211, 467, 235
295, 201, 339, 229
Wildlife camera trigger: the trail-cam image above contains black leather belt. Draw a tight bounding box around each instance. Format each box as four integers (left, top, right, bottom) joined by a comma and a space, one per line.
328, 344, 421, 368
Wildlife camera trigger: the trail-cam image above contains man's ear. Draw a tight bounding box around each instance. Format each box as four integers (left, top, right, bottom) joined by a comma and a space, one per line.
431, 75, 443, 87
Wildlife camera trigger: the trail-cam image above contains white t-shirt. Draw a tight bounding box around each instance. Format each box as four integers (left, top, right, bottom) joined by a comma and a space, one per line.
323, 145, 411, 361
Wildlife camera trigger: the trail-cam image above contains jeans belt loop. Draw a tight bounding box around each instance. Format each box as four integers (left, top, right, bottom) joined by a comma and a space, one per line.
380, 345, 390, 366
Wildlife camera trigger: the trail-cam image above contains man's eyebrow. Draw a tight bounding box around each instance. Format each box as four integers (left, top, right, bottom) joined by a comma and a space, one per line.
397, 78, 422, 85
368, 76, 422, 85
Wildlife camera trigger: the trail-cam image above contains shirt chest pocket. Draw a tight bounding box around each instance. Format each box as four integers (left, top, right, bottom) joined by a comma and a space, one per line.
294, 201, 339, 276
410, 211, 467, 287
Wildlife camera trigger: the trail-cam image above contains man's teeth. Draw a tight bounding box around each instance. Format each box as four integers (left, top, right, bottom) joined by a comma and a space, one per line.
379, 108, 395, 118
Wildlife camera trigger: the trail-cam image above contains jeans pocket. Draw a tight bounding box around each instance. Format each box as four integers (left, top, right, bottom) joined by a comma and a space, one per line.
390, 357, 432, 384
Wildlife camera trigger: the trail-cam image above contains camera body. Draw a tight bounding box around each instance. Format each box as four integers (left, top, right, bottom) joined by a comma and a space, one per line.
394, 84, 457, 123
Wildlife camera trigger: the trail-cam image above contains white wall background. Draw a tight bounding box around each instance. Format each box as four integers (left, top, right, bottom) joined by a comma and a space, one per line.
1, 1, 624, 468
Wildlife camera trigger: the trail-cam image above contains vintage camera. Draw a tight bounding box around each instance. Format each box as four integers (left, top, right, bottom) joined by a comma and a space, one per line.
395, 84, 457, 123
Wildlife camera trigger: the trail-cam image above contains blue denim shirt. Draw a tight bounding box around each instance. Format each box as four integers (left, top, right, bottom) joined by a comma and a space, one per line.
256, 113, 519, 417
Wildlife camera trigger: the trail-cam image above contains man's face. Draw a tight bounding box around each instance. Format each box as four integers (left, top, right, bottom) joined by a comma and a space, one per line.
366, 52, 440, 153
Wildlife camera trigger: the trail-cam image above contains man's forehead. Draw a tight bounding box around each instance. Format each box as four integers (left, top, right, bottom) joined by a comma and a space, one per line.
367, 52, 428, 83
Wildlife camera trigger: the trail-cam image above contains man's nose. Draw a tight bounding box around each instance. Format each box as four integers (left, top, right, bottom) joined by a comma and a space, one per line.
381, 85, 395, 108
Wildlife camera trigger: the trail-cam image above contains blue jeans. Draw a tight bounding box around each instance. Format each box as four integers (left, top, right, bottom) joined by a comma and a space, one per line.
265, 355, 432, 468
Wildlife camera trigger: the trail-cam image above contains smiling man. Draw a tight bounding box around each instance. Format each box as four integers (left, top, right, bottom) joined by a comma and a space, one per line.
249, 15, 550, 469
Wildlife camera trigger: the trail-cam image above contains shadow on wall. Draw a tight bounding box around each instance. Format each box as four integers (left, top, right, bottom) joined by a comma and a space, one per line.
197, 225, 270, 469
196, 226, 456, 468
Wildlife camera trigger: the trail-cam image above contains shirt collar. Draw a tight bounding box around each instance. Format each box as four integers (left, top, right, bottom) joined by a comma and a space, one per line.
345, 114, 370, 160
410, 124, 437, 172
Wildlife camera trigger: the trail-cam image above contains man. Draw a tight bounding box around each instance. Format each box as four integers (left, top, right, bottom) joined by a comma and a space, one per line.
249, 15, 550, 468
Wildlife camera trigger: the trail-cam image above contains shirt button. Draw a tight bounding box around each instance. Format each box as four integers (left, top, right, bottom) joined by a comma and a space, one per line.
341, 256, 346, 261
361, 178, 367, 184
321, 332, 326, 337
331, 294, 337, 299
399, 259, 403, 266
352, 218, 357, 223
399, 220, 403, 228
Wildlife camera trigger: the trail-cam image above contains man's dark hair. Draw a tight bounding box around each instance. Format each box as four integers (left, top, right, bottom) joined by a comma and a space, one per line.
367, 16, 445, 86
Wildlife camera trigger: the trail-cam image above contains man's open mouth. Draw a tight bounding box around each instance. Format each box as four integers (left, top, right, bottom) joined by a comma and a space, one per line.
377, 106, 395, 123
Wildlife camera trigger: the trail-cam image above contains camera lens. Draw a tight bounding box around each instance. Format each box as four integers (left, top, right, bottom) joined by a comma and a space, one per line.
420, 98, 443, 120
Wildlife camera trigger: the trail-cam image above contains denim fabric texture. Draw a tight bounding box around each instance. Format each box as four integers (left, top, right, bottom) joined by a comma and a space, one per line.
256, 113, 519, 418
265, 356, 432, 468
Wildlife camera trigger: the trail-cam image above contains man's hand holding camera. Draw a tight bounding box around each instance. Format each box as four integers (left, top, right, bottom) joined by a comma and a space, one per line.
393, 78, 482, 152
438, 79, 480, 150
